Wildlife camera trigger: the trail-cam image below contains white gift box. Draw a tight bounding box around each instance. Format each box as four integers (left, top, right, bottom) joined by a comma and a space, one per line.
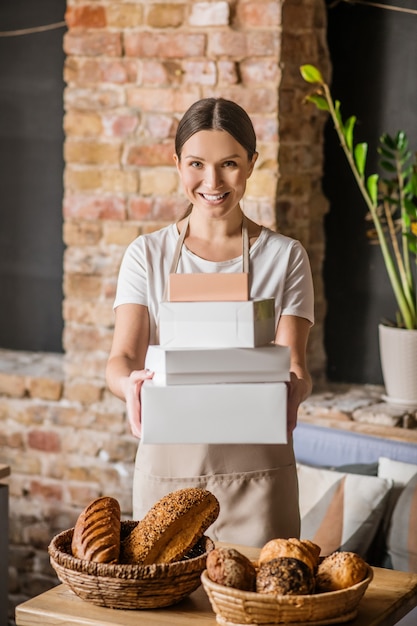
145, 344, 290, 385
158, 298, 275, 348
141, 380, 287, 444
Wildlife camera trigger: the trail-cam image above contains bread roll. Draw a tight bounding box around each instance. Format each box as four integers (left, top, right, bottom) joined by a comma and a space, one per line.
206, 547, 256, 591
316, 551, 368, 591
259, 538, 320, 573
121, 487, 220, 565
71, 496, 121, 563
256, 557, 315, 595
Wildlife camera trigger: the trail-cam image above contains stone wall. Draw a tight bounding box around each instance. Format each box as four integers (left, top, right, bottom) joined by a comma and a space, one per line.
1, 0, 330, 619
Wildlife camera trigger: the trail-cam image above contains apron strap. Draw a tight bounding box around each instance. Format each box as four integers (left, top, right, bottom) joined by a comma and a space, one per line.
170, 213, 250, 274
163, 213, 250, 302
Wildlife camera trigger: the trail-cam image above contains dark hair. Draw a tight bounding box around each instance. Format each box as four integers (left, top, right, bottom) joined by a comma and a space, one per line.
175, 97, 257, 161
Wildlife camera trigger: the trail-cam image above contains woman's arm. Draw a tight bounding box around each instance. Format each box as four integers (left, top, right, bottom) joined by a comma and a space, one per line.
106, 303, 153, 438
275, 314, 312, 436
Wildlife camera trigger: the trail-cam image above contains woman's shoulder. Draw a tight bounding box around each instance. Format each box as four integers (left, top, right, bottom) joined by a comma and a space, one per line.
126, 223, 177, 253
257, 225, 302, 251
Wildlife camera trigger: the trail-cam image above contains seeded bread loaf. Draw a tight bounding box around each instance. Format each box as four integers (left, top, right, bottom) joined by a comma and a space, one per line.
256, 556, 316, 595
71, 496, 121, 563
121, 487, 220, 565
316, 551, 368, 591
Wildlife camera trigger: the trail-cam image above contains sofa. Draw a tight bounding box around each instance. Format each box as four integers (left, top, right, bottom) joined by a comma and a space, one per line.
293, 421, 417, 625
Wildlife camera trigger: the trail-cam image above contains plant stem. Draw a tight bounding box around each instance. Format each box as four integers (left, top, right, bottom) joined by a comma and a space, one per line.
322, 82, 415, 329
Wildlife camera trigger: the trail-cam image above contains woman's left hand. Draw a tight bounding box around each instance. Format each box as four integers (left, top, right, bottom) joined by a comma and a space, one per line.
286, 371, 310, 437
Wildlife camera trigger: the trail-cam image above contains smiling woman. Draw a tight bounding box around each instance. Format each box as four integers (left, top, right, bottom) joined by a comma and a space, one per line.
105, 97, 315, 547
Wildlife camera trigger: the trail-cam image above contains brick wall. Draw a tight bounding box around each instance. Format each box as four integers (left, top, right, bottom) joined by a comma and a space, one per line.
1, 0, 330, 618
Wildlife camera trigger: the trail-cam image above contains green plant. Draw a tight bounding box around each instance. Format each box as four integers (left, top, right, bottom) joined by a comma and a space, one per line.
300, 64, 417, 330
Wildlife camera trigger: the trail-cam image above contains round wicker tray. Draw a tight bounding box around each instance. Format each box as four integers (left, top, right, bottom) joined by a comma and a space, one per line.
48, 521, 214, 609
201, 565, 373, 625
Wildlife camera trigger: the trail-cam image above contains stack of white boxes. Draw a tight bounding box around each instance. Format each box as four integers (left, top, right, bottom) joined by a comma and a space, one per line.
141, 297, 290, 444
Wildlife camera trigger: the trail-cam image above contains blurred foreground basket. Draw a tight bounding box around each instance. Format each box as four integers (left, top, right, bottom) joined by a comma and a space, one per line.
201, 565, 373, 625
48, 520, 214, 610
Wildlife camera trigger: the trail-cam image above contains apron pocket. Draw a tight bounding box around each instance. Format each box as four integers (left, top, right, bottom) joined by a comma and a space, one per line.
133, 464, 300, 548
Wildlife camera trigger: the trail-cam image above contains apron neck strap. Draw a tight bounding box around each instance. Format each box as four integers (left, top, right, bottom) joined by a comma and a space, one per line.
169, 213, 250, 274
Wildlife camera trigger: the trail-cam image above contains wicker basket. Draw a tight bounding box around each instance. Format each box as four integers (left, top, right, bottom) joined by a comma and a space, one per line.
201, 565, 373, 625
48, 521, 214, 609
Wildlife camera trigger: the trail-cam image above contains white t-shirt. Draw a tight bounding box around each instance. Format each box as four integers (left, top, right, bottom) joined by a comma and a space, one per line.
114, 223, 314, 342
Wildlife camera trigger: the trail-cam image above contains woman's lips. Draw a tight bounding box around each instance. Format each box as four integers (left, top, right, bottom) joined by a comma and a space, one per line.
199, 192, 229, 202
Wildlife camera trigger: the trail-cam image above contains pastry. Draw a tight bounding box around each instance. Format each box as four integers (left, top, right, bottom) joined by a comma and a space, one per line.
206, 547, 256, 591
71, 496, 121, 563
316, 551, 368, 591
256, 557, 315, 595
259, 537, 320, 573
121, 487, 220, 565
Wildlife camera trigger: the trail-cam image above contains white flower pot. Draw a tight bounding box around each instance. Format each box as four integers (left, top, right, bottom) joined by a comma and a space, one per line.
378, 323, 417, 408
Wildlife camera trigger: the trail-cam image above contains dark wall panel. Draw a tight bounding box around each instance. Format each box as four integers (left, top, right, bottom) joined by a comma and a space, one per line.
323, 2, 417, 384
0, 0, 66, 352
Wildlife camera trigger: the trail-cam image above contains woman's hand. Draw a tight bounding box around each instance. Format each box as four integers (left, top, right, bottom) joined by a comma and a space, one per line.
286, 371, 310, 437
121, 369, 154, 438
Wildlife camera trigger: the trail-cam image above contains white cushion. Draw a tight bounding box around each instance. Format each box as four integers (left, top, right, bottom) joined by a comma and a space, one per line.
297, 463, 392, 558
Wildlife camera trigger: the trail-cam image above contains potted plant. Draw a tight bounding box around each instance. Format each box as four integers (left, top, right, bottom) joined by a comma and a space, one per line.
300, 64, 417, 407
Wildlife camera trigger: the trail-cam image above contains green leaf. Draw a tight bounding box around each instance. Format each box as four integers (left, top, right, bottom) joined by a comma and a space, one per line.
381, 133, 396, 150
300, 64, 324, 84
354, 143, 368, 177
396, 130, 407, 150
380, 160, 397, 173
344, 116, 356, 152
304, 94, 329, 111
366, 174, 379, 205
378, 146, 395, 159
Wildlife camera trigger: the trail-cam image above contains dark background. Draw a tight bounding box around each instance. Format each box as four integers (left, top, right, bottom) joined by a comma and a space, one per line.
0, 0, 66, 352
323, 0, 417, 384
0, 1, 416, 384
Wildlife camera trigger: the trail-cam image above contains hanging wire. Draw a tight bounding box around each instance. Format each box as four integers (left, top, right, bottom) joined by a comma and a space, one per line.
328, 0, 417, 14
0, 21, 66, 38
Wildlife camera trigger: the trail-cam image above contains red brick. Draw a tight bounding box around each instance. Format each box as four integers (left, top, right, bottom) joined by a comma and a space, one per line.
153, 196, 189, 221
65, 58, 139, 85
235, 2, 281, 27
101, 113, 139, 138
28, 430, 61, 453
65, 5, 107, 29
128, 197, 154, 220
182, 60, 217, 85
127, 87, 175, 112
240, 59, 280, 85
63, 194, 126, 220
63, 274, 104, 299
64, 31, 122, 57
144, 114, 177, 139
126, 143, 175, 167
124, 32, 206, 58
30, 480, 63, 502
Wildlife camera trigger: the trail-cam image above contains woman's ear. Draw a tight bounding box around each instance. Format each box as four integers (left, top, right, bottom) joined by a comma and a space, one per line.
247, 151, 258, 177
173, 153, 180, 171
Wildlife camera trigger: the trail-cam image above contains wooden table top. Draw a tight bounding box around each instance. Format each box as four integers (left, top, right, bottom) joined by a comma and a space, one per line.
15, 545, 417, 626
0, 464, 10, 480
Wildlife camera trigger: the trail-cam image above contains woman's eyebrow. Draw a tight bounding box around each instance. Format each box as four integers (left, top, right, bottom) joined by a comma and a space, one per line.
183, 153, 242, 160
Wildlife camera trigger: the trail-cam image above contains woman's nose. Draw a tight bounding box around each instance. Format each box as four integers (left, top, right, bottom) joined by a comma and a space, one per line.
204, 166, 222, 189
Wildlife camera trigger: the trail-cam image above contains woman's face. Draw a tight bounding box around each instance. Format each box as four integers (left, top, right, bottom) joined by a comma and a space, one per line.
174, 129, 257, 218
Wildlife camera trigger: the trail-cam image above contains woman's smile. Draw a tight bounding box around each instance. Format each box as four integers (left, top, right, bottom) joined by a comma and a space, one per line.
174, 129, 257, 216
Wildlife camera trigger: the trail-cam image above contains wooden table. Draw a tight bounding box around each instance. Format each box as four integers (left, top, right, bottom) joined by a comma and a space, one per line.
15, 544, 417, 626
0, 464, 10, 626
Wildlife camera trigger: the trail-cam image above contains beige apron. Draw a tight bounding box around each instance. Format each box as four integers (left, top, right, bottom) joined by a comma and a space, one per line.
133, 216, 300, 547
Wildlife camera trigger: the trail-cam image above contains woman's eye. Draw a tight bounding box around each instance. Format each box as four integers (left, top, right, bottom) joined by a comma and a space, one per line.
223, 161, 237, 167
190, 161, 202, 168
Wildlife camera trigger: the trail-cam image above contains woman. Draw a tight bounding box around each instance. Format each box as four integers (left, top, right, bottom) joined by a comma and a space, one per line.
106, 97, 314, 546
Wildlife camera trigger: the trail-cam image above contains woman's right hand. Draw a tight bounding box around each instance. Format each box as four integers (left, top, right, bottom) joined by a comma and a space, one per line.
122, 369, 154, 438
